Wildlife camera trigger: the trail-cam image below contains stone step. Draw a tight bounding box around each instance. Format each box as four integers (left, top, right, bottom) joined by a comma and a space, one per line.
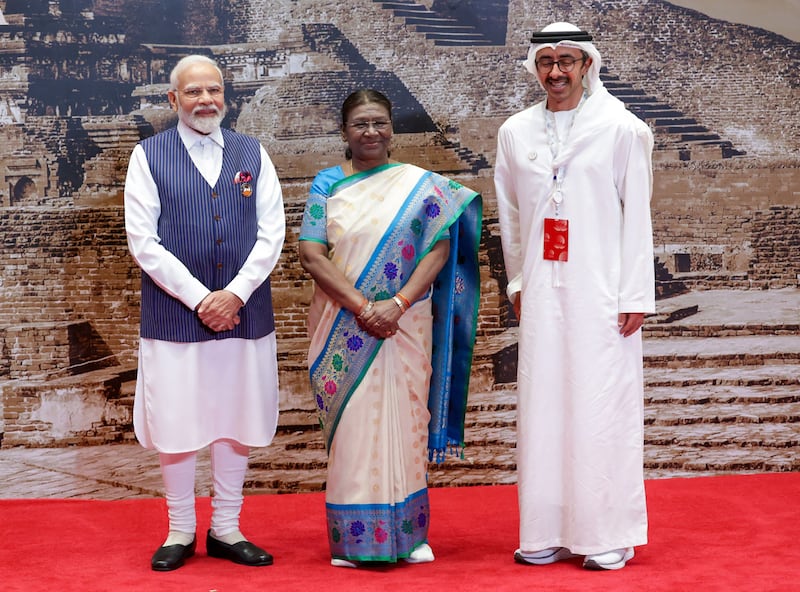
451, 422, 800, 452
465, 388, 517, 411
644, 444, 800, 473
432, 39, 496, 47
246, 295, 795, 488
463, 425, 517, 447
604, 86, 648, 96
411, 24, 479, 33
375, 0, 495, 47
467, 408, 516, 429
645, 401, 800, 425
244, 430, 327, 491
243, 437, 799, 492
646, 383, 800, 404
630, 107, 685, 119
465, 388, 800, 432
645, 352, 800, 368
657, 124, 709, 134
248, 446, 327, 471
402, 16, 462, 25
444, 430, 799, 485
244, 467, 327, 494
644, 364, 800, 387
238, 375, 799, 492
644, 324, 800, 337
276, 410, 319, 431
645, 422, 800, 447
428, 466, 516, 488
473, 328, 800, 377
471, 351, 800, 389
681, 133, 723, 142
652, 117, 698, 127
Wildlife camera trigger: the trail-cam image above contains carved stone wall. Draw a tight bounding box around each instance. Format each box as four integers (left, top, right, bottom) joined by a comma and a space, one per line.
653, 165, 800, 288
0, 0, 798, 446
235, 0, 798, 160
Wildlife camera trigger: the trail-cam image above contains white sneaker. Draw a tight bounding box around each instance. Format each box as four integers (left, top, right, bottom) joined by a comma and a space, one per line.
514, 547, 577, 565
583, 547, 635, 570
404, 543, 435, 564
330, 558, 358, 568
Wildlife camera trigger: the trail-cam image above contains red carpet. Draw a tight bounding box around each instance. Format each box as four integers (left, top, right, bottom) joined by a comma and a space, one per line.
1, 473, 797, 592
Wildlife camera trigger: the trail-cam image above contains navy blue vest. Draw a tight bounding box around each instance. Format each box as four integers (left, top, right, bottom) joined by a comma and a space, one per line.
139, 127, 275, 342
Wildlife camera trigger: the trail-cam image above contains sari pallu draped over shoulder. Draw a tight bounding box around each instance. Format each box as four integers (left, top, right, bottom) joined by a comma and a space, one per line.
308, 163, 482, 462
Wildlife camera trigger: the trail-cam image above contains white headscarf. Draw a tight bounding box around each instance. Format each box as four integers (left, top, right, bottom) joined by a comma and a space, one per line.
522, 22, 603, 94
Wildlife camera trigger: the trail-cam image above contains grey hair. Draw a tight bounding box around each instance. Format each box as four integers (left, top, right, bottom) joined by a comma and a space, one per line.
169, 55, 224, 90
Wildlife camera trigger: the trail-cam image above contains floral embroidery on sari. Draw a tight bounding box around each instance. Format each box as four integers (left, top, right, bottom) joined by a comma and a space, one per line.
307, 165, 481, 455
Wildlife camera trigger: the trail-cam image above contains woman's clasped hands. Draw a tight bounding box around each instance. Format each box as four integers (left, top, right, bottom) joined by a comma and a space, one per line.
356, 298, 403, 339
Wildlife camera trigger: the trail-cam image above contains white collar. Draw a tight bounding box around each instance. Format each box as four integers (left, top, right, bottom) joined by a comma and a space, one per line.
177, 120, 224, 150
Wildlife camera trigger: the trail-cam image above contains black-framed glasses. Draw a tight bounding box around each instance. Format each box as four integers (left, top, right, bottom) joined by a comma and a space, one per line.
347, 120, 391, 132
534, 57, 585, 73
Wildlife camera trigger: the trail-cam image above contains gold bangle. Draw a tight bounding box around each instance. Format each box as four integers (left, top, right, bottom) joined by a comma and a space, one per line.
396, 291, 411, 310
357, 300, 374, 319
356, 296, 369, 316
392, 296, 406, 313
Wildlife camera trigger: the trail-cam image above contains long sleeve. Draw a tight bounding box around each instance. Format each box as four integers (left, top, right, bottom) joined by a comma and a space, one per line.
124, 144, 211, 311
494, 123, 524, 301
124, 141, 286, 312
616, 122, 656, 313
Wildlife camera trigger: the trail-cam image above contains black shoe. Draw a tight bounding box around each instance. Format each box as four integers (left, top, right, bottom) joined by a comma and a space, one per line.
206, 530, 273, 566
151, 537, 196, 571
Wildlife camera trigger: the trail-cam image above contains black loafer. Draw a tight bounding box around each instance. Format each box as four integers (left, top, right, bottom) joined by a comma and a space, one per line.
151, 537, 196, 571
206, 530, 273, 566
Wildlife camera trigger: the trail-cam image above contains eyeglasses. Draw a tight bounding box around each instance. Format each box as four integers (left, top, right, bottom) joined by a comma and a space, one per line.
534, 57, 585, 73
347, 120, 391, 132
177, 86, 224, 99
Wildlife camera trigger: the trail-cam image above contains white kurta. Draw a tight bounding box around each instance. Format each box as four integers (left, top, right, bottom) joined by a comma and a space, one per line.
125, 122, 285, 453
495, 86, 655, 554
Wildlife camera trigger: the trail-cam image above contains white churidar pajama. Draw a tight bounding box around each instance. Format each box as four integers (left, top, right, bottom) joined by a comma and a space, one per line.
125, 121, 285, 535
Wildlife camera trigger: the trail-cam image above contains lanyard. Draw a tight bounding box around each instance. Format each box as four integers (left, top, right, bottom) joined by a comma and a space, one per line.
543, 92, 586, 217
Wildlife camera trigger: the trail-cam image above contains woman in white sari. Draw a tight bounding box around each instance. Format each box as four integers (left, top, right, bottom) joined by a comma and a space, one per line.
299, 90, 482, 567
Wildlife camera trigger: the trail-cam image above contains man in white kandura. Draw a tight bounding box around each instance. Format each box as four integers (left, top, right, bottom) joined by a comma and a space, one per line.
494, 22, 655, 570
125, 54, 285, 571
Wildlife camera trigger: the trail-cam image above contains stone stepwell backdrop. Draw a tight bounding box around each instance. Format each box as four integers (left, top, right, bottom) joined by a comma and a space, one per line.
0, 0, 798, 448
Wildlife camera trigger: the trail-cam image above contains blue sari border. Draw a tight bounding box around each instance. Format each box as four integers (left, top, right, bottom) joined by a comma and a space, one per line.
327, 487, 430, 562
309, 164, 482, 456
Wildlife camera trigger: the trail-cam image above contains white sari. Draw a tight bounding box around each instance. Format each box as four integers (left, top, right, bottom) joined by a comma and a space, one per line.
300, 163, 481, 561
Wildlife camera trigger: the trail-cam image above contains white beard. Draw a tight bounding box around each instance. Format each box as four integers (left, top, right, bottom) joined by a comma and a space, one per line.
185, 104, 226, 135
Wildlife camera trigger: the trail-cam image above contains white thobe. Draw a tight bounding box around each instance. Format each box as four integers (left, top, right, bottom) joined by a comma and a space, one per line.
125, 121, 286, 453
495, 86, 655, 554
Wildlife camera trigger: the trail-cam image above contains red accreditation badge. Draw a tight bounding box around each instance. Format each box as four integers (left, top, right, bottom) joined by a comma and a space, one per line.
543, 217, 569, 261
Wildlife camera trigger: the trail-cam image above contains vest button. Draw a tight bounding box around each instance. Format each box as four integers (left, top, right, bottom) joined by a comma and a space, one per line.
214, 214, 221, 221
212, 192, 218, 199
217, 263, 223, 269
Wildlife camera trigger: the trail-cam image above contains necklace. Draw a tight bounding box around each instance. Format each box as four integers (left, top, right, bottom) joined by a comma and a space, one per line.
543, 92, 587, 217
